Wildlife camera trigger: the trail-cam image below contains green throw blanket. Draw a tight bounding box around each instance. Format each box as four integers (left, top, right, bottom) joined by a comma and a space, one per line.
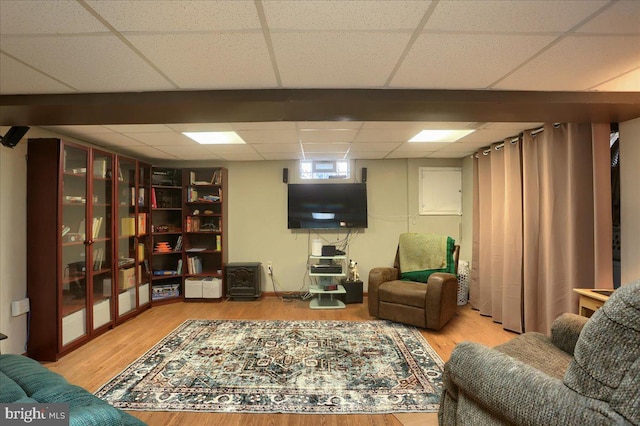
399, 233, 456, 283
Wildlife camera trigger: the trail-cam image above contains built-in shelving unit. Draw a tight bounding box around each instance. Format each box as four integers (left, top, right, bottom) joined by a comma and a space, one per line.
26, 138, 150, 361
150, 167, 227, 302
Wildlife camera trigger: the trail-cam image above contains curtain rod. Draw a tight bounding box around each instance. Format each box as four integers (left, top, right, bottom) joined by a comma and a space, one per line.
476, 124, 555, 157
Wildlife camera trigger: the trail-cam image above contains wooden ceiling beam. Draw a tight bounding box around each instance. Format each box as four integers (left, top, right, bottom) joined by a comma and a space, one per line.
1, 89, 639, 126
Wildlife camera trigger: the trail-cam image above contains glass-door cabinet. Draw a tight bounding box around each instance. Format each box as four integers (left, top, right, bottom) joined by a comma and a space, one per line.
90, 150, 114, 332
137, 162, 152, 308
115, 157, 137, 320
114, 156, 150, 323
60, 144, 90, 348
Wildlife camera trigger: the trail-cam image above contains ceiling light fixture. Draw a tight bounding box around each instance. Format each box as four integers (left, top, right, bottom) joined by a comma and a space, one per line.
409, 129, 475, 143
183, 131, 246, 144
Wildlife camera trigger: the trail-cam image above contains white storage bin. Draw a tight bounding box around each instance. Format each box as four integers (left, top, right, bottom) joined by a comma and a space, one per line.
185, 277, 203, 298
203, 277, 222, 299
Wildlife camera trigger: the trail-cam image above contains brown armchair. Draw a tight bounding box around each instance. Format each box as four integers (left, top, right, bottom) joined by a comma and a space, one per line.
368, 234, 460, 330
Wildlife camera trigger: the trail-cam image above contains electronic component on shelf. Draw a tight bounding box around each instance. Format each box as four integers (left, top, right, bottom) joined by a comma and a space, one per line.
310, 265, 343, 274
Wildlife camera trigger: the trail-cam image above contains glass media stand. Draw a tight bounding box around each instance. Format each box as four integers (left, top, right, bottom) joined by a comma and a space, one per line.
309, 284, 346, 309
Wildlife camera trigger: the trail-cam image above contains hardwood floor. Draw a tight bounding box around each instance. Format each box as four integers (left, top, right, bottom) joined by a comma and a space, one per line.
44, 297, 516, 426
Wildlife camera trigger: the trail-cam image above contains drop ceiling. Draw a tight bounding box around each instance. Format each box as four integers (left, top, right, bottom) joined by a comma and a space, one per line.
1, 0, 639, 161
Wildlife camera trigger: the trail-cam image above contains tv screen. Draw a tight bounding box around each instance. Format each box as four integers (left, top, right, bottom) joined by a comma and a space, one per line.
288, 183, 368, 229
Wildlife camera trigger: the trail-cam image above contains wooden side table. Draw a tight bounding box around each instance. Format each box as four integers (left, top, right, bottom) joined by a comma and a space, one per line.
573, 288, 614, 318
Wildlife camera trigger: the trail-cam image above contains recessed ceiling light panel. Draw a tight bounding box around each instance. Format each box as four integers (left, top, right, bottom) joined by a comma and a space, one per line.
409, 129, 475, 143
183, 131, 246, 144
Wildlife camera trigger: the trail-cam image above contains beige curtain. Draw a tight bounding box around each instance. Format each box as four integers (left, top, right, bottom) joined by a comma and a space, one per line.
471, 123, 612, 334
472, 140, 524, 333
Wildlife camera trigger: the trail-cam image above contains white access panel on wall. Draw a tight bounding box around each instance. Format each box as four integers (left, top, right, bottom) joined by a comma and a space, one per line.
419, 167, 462, 215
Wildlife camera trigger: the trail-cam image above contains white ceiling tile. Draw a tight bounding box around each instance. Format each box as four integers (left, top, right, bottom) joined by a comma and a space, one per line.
264, 0, 431, 31
302, 143, 350, 153
354, 129, 415, 143
395, 142, 452, 151
349, 142, 402, 152
252, 143, 301, 153
577, 0, 640, 34
81, 133, 146, 148
300, 129, 358, 143
445, 142, 494, 151
297, 121, 363, 130
233, 122, 297, 131
166, 123, 235, 132
592, 68, 640, 92
392, 33, 556, 89
0, 0, 107, 34
42, 125, 113, 134
456, 129, 523, 144
303, 153, 347, 160
201, 144, 257, 155
119, 145, 178, 160
127, 132, 195, 146
0, 53, 74, 94
272, 32, 410, 87
345, 152, 388, 160
104, 124, 174, 133
126, 33, 276, 89
425, 0, 608, 33
218, 153, 264, 161
86, 0, 261, 32
235, 129, 299, 144
386, 151, 432, 159
0, 35, 174, 92
261, 152, 304, 160
494, 35, 640, 91
426, 151, 468, 159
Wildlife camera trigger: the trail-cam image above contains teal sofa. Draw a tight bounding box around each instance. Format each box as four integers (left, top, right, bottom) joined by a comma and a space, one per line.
0, 354, 145, 425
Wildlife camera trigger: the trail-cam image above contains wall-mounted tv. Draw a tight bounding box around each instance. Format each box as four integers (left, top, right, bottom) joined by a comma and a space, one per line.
287, 183, 368, 229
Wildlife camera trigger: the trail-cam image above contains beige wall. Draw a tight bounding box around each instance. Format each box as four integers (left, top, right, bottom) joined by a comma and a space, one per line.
170, 157, 462, 292
0, 141, 28, 355
619, 118, 640, 285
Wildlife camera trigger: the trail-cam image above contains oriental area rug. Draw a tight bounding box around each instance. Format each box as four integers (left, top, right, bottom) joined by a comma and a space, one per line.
95, 319, 444, 414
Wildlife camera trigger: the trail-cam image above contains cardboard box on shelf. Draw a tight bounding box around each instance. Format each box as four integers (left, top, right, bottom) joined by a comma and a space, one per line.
118, 267, 136, 290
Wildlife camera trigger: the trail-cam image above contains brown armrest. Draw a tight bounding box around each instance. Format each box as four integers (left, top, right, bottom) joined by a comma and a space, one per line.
424, 272, 458, 330
367, 267, 398, 317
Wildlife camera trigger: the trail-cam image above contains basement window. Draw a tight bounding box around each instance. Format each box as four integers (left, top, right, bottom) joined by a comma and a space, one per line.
300, 160, 350, 180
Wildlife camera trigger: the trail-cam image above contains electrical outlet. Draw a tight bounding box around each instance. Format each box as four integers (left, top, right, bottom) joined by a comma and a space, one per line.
11, 298, 30, 316
267, 261, 273, 275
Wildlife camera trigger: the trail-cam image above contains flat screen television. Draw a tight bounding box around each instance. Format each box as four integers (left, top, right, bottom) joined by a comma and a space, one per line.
287, 183, 368, 229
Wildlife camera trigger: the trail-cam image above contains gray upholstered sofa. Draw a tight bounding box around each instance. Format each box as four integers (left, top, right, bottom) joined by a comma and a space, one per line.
439, 280, 640, 425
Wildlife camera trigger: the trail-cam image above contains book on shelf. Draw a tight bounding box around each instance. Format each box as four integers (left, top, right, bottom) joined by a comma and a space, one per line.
138, 188, 145, 206
187, 256, 203, 274
137, 243, 145, 261
210, 169, 222, 185
137, 213, 147, 235
176, 259, 183, 275
186, 247, 206, 252
153, 270, 177, 276
117, 257, 135, 267
174, 235, 183, 251
151, 188, 157, 208
185, 216, 200, 232
93, 158, 107, 178
92, 247, 105, 270
130, 187, 136, 207
121, 217, 135, 236
91, 216, 103, 239
216, 235, 221, 251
